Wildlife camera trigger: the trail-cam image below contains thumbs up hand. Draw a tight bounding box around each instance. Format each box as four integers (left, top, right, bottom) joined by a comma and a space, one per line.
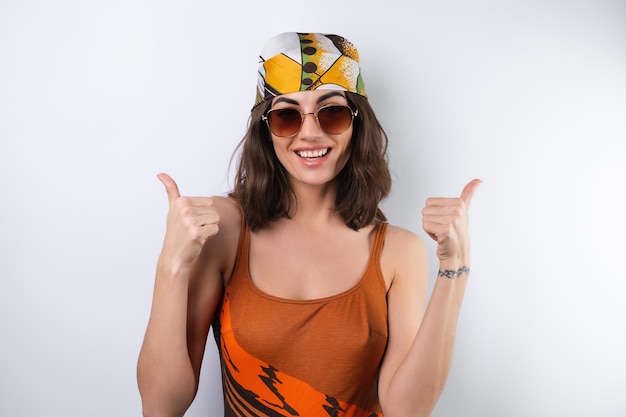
157, 173, 221, 272
422, 179, 482, 265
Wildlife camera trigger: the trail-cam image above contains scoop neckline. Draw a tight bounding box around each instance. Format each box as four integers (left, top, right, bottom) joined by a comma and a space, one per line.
243, 223, 383, 305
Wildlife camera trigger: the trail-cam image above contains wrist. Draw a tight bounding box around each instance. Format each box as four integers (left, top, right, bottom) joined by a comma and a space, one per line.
438, 266, 470, 279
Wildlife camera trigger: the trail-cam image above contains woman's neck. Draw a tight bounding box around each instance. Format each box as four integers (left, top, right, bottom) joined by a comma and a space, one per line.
286, 180, 341, 227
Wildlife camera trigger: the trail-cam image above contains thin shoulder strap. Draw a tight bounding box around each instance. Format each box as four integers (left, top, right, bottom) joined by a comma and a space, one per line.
365, 221, 389, 293
229, 197, 250, 279
371, 221, 388, 258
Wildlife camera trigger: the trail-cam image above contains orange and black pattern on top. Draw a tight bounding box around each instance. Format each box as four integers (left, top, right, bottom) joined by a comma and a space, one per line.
216, 288, 382, 417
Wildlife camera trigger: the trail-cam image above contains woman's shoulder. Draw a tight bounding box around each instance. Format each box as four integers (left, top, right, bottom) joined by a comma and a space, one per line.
383, 223, 426, 250
380, 223, 428, 288
200, 195, 242, 278
210, 195, 243, 241
211, 195, 241, 221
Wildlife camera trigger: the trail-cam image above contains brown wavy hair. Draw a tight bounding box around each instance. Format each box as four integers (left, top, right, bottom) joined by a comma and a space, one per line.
230, 92, 391, 231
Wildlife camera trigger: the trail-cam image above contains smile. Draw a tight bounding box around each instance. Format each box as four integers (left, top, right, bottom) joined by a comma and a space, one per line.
296, 148, 329, 159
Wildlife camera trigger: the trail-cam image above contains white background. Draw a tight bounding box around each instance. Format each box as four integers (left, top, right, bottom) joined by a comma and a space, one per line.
1, 1, 625, 416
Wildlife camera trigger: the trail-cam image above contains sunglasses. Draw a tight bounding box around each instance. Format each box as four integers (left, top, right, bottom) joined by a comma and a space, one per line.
262, 105, 358, 137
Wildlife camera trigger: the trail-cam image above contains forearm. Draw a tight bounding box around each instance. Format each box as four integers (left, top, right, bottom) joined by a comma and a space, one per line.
383, 262, 468, 417
137, 261, 197, 417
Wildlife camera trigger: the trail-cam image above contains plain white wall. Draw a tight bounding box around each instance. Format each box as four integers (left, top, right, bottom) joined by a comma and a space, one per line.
1, 1, 625, 416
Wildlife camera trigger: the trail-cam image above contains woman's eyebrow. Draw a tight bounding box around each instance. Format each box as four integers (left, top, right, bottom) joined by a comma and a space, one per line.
316, 91, 345, 103
273, 91, 346, 106
273, 97, 299, 106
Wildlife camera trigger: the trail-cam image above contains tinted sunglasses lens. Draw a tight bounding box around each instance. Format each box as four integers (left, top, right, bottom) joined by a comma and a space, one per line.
268, 108, 301, 136
317, 106, 353, 134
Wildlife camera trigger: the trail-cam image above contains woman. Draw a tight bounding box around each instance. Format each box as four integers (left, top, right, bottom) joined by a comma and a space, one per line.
137, 32, 481, 417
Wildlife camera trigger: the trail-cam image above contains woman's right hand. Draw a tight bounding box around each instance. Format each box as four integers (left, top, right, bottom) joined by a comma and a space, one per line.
157, 173, 221, 273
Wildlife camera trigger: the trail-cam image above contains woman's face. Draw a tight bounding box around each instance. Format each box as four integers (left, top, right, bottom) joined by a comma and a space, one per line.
267, 90, 354, 190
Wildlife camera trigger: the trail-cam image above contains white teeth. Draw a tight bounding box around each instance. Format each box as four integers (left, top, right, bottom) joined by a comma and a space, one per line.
297, 149, 329, 158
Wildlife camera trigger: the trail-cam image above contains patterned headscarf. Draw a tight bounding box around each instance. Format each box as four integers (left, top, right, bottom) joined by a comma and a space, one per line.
254, 32, 367, 108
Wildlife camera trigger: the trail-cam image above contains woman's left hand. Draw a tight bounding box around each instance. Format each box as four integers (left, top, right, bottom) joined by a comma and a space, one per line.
422, 179, 482, 264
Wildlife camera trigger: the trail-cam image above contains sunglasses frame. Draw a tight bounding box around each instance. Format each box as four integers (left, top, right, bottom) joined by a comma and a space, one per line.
262, 104, 358, 137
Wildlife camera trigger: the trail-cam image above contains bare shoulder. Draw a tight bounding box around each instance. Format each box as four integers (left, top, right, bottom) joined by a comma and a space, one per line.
211, 195, 242, 229
384, 224, 425, 247
383, 224, 427, 264
380, 224, 428, 290
201, 195, 242, 281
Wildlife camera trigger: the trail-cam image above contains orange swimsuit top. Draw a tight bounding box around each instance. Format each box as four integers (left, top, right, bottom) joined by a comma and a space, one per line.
214, 218, 389, 416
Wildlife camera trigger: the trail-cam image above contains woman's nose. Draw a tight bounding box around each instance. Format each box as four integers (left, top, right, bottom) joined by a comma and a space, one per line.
298, 112, 322, 138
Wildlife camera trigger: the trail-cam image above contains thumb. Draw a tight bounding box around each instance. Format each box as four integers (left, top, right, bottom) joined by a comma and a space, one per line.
157, 173, 181, 206
460, 178, 483, 208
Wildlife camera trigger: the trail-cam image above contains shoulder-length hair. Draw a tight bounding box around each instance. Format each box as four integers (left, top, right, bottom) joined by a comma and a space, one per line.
230, 92, 391, 231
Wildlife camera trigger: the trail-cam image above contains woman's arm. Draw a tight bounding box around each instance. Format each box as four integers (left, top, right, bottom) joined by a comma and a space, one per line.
137, 174, 240, 417
378, 179, 481, 417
